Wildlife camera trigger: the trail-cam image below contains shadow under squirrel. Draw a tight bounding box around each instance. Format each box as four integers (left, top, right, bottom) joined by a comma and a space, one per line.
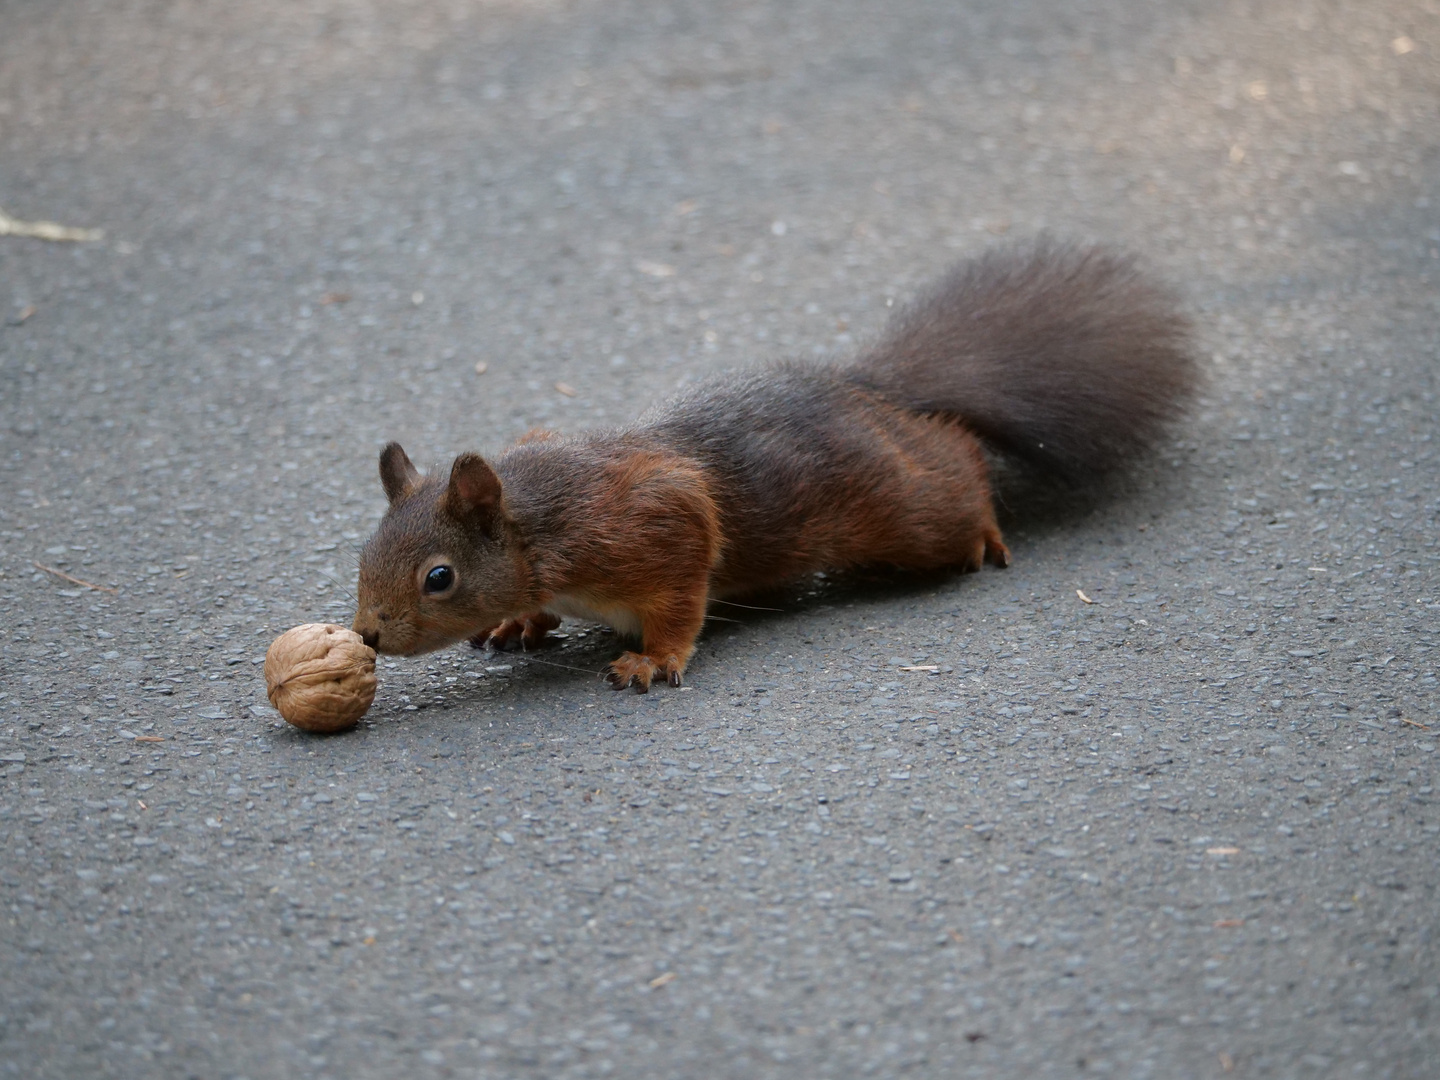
353, 240, 1197, 691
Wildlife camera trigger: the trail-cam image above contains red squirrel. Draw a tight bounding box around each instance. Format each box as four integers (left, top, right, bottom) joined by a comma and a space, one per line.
353, 241, 1196, 691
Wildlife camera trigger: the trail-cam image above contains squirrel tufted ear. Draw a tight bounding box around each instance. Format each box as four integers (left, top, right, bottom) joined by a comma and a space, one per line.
379, 442, 422, 505
443, 453, 503, 525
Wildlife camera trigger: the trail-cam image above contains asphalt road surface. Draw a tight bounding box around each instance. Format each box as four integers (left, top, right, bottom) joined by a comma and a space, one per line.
2, 1, 1437, 1077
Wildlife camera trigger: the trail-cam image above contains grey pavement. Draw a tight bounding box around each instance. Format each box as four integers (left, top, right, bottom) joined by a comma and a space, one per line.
1, 1, 1437, 1077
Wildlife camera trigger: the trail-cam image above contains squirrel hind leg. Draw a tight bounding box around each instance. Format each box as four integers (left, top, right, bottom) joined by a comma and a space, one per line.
956, 525, 1011, 573
985, 530, 1011, 568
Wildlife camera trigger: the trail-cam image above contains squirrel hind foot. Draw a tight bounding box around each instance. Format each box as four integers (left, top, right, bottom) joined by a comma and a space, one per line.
958, 530, 1011, 573
986, 534, 1011, 569
606, 652, 684, 693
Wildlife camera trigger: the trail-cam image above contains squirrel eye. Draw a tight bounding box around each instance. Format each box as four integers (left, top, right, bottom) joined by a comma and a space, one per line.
424, 565, 455, 594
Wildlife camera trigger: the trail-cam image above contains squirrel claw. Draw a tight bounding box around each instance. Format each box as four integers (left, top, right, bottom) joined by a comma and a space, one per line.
605, 671, 648, 694
486, 612, 563, 652
607, 652, 684, 692
607, 652, 659, 693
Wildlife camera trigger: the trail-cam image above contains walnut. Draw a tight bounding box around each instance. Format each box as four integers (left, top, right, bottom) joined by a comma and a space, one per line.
264, 624, 377, 733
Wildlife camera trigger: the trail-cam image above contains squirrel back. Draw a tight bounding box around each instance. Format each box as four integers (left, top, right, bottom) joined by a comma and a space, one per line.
846, 239, 1196, 482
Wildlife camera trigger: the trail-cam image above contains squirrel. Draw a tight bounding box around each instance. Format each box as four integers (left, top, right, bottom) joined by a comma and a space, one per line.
352, 240, 1196, 691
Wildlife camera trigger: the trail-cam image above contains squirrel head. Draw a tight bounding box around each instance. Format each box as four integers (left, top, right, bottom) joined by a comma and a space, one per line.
353, 442, 533, 655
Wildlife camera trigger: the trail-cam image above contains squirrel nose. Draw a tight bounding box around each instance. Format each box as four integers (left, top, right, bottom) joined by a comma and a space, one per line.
359, 628, 379, 651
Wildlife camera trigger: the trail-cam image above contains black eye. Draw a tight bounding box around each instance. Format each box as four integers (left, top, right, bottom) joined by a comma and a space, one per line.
424, 565, 455, 594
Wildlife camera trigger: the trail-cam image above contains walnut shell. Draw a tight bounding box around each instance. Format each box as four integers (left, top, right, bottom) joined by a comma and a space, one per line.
264, 623, 377, 733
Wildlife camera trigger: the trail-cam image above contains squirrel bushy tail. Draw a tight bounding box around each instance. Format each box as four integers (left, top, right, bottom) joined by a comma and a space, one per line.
846, 240, 1197, 482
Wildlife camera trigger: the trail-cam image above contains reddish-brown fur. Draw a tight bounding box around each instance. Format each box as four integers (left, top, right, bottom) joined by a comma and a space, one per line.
707, 397, 1009, 596
353, 241, 1195, 691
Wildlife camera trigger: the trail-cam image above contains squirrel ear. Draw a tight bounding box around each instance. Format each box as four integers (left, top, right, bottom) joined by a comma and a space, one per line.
443, 453, 503, 525
379, 442, 421, 505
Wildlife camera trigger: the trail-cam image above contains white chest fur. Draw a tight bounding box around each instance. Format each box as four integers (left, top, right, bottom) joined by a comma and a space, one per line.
544, 593, 643, 640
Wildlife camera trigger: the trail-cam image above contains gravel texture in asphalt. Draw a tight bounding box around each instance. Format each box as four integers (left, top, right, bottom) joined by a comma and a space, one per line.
1, 1, 1437, 1077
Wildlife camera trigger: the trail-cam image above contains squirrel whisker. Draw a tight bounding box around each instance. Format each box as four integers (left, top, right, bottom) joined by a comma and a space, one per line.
512, 655, 610, 678
318, 570, 357, 604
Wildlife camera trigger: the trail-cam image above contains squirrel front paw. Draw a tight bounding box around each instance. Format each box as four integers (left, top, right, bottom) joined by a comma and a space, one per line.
477, 612, 562, 652
606, 652, 683, 693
